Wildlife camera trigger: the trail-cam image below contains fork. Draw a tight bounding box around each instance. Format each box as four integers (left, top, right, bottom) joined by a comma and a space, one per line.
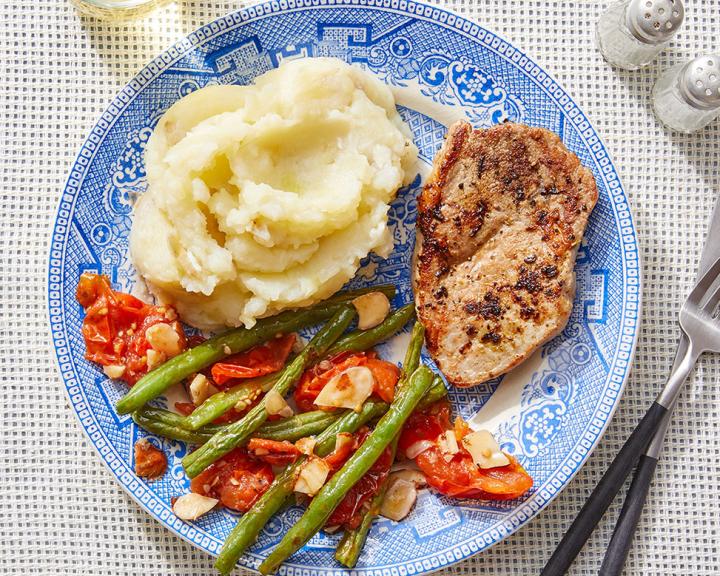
541, 252, 720, 576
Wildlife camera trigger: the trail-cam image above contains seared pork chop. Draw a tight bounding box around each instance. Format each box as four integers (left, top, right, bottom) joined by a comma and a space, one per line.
415, 121, 598, 387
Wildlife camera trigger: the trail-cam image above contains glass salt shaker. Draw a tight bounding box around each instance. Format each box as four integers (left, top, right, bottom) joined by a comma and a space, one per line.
652, 55, 720, 132
596, 0, 684, 70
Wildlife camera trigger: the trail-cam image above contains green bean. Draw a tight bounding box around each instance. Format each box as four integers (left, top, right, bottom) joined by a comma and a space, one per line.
180, 373, 279, 431
133, 407, 342, 445
182, 307, 356, 478
214, 401, 387, 576
419, 375, 448, 409
398, 321, 424, 384
133, 408, 224, 444
258, 365, 434, 575
256, 411, 341, 442
326, 303, 415, 357
335, 434, 400, 568
115, 287, 395, 416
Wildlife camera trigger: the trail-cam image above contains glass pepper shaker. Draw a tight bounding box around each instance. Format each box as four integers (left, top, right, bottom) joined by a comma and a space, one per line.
596, 0, 684, 70
652, 55, 720, 132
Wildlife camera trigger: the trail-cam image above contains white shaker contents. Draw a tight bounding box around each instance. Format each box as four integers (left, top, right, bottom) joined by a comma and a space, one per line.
652, 55, 720, 133
596, 0, 684, 70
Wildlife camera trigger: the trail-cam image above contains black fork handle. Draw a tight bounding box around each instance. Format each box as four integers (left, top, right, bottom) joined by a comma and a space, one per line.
598, 453, 659, 575
540, 401, 668, 576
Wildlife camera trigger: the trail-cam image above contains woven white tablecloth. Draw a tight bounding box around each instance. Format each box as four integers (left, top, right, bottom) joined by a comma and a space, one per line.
2, 0, 719, 574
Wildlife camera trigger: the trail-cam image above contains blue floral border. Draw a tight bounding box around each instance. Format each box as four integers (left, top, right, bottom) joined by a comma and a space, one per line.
46, 0, 641, 574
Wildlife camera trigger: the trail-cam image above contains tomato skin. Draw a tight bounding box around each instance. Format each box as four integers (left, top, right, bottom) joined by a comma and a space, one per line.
363, 358, 401, 403
76, 273, 186, 385
294, 352, 400, 412
324, 429, 394, 529
134, 440, 167, 479
247, 438, 301, 466
190, 448, 274, 512
210, 334, 296, 387
415, 448, 533, 500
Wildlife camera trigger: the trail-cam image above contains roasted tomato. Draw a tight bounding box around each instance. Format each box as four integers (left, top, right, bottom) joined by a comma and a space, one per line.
325, 429, 394, 529
76, 273, 186, 385
398, 398, 452, 457
294, 351, 400, 413
190, 448, 274, 512
211, 334, 296, 387
416, 449, 533, 500
400, 399, 533, 500
134, 439, 167, 479
247, 438, 301, 466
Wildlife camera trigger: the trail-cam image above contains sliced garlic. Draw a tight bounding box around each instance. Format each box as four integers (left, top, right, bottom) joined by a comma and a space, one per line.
146, 349, 166, 370
295, 436, 317, 456
405, 439, 434, 460
189, 374, 219, 406
389, 469, 427, 488
352, 292, 391, 330
172, 493, 218, 521
265, 389, 294, 418
103, 364, 125, 379
145, 323, 182, 357
314, 366, 374, 412
462, 430, 510, 469
294, 458, 330, 496
380, 478, 417, 521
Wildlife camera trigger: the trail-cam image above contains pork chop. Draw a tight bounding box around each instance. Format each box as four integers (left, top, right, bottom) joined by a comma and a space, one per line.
415, 121, 598, 387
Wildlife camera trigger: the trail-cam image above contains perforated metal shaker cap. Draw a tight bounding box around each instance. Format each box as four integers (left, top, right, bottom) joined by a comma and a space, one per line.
626, 0, 684, 44
680, 55, 720, 110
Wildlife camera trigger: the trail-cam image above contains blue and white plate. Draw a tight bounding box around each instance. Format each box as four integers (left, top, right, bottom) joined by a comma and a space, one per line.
47, 1, 640, 574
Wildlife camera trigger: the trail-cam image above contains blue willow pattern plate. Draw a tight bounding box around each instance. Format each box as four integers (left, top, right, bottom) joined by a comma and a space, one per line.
47, 1, 640, 574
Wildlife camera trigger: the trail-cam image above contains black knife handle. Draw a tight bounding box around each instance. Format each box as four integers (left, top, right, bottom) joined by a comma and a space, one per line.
540, 401, 668, 576
598, 454, 659, 576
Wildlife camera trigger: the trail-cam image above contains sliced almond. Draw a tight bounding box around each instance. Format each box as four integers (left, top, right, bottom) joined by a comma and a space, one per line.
314, 366, 374, 412
438, 430, 459, 462
189, 374, 219, 406
103, 364, 125, 379
295, 436, 317, 456
352, 292, 391, 330
462, 430, 510, 469
172, 493, 218, 521
265, 389, 294, 418
380, 478, 417, 521
145, 323, 182, 357
389, 469, 427, 488
294, 458, 330, 496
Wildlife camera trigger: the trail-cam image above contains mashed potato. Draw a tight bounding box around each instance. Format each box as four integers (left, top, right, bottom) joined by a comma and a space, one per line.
130, 58, 417, 329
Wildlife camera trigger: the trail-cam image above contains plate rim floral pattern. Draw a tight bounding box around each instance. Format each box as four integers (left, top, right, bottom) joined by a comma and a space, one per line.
46, 1, 642, 574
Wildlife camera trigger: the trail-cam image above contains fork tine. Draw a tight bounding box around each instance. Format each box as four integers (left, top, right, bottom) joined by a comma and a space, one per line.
701, 277, 720, 315
687, 255, 720, 307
